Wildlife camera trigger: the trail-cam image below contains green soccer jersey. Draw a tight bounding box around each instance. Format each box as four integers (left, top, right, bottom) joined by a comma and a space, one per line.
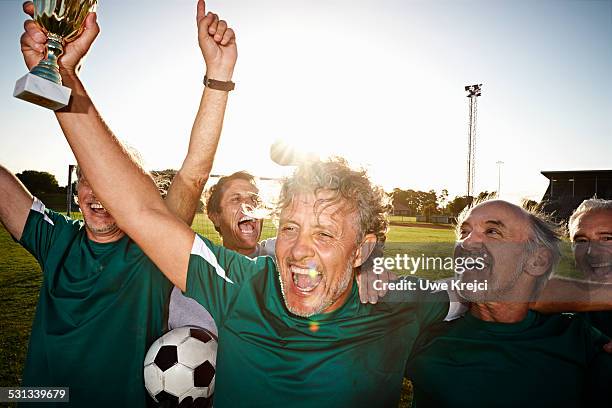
184, 235, 451, 408
406, 311, 612, 408
18, 199, 172, 407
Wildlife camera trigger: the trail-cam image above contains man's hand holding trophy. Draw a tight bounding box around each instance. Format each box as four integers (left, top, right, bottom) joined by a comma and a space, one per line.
14, 0, 98, 110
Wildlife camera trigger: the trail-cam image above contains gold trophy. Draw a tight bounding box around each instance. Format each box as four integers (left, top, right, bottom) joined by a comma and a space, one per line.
14, 0, 98, 110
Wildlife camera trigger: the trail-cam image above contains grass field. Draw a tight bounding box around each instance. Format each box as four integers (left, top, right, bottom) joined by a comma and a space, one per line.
0, 227, 42, 389
0, 214, 455, 407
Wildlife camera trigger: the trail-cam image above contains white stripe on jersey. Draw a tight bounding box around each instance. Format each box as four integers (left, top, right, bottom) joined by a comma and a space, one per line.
191, 235, 234, 284
445, 300, 468, 321
31, 197, 54, 226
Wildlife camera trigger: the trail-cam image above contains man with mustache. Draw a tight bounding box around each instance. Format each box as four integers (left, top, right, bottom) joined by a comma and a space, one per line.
569, 198, 612, 338
204, 171, 267, 256
6, 1, 235, 405
406, 200, 612, 407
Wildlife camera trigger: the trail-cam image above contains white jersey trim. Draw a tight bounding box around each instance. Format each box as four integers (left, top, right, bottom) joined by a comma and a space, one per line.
31, 197, 54, 226
445, 299, 469, 321
431, 277, 468, 321
191, 235, 234, 284
253, 237, 276, 258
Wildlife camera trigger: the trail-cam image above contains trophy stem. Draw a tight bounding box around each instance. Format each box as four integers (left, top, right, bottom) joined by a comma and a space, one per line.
30, 34, 64, 85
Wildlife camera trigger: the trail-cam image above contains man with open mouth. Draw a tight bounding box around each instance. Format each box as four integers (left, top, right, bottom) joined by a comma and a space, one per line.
204, 171, 267, 257
406, 199, 612, 407
168, 170, 393, 332
167, 171, 272, 333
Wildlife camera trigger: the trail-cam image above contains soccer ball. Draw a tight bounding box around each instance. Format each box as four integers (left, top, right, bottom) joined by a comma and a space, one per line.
144, 326, 217, 407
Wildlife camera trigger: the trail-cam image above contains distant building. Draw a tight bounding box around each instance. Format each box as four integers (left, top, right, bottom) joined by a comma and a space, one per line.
415, 214, 452, 224
430, 215, 451, 224
540, 170, 612, 220
392, 202, 411, 216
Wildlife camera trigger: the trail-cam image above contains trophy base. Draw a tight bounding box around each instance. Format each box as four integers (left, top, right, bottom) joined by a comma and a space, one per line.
14, 73, 71, 111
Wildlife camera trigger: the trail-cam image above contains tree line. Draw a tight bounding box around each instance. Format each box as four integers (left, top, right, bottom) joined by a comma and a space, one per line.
389, 188, 497, 217
15, 169, 501, 217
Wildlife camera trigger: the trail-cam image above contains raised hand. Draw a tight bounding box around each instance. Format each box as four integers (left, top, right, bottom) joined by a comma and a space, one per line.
20, 1, 99, 75
196, 0, 237, 81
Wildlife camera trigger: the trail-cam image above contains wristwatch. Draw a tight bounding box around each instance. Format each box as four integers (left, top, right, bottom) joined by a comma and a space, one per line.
203, 75, 235, 91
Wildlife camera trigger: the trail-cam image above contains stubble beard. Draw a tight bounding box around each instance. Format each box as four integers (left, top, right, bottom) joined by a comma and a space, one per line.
459, 252, 528, 303
279, 259, 355, 318
84, 217, 119, 235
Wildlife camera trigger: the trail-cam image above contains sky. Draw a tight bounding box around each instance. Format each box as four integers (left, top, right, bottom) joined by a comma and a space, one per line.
0, 0, 610, 204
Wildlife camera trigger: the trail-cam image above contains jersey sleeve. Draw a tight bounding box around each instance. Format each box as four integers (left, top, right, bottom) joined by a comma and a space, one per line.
382, 276, 452, 328
183, 234, 266, 324
257, 237, 276, 257
18, 197, 79, 266
416, 284, 451, 329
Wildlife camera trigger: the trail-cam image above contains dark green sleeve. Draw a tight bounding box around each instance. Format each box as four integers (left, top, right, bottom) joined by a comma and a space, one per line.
18, 198, 78, 266
416, 281, 451, 329
184, 234, 267, 324
380, 277, 452, 326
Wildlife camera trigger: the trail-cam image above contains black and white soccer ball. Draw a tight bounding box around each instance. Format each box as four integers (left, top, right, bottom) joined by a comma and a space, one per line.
144, 326, 217, 407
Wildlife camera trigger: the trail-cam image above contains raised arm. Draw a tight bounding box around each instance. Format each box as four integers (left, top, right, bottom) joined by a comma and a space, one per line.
18, 1, 234, 290
56, 75, 194, 289
0, 165, 33, 241
166, 3, 237, 224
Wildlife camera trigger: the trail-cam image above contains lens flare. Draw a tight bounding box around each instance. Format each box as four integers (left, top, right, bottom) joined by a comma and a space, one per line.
309, 321, 320, 333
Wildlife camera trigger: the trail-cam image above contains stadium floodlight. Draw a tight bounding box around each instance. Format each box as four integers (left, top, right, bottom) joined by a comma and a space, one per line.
496, 161, 504, 195
465, 84, 483, 197
465, 84, 482, 97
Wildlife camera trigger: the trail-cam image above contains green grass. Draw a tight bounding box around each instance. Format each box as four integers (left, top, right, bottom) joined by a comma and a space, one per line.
387, 223, 454, 243
0, 216, 453, 407
0, 227, 42, 388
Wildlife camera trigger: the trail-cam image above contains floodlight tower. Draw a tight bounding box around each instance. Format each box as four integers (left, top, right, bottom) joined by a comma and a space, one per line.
464, 84, 482, 197
496, 160, 504, 195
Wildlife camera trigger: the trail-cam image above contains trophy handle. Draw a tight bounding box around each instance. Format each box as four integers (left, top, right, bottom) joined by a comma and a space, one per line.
30, 33, 64, 85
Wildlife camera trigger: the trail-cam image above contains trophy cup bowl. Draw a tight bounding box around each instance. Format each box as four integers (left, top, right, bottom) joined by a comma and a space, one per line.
14, 0, 98, 110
